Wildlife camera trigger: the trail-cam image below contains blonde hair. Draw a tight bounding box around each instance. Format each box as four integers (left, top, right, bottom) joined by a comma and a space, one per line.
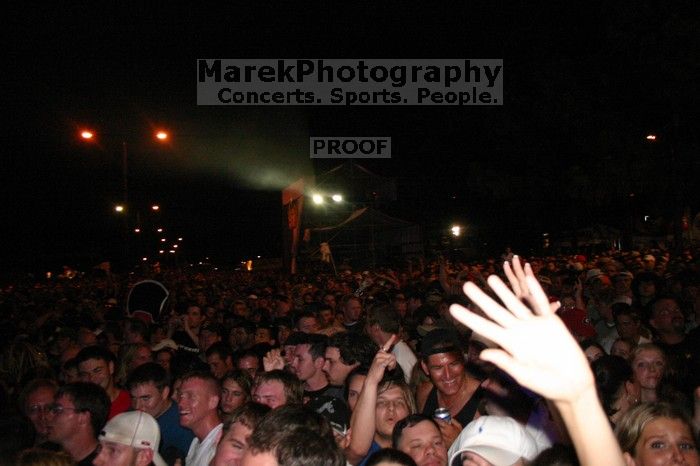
378, 379, 417, 414
16, 448, 75, 466
615, 402, 695, 455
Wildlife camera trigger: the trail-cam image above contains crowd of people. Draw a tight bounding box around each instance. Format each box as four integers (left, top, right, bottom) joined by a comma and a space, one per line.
0, 247, 699, 466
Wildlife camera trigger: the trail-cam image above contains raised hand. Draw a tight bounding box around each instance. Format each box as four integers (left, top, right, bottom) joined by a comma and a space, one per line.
450, 268, 594, 404
263, 348, 285, 372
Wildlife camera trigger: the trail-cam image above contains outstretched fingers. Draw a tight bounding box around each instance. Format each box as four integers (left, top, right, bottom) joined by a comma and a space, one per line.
526, 275, 554, 316
487, 275, 533, 320
462, 281, 520, 327
477, 349, 532, 388
449, 302, 505, 345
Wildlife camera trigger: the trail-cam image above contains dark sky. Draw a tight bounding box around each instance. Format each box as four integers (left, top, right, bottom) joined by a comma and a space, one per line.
4, 2, 699, 272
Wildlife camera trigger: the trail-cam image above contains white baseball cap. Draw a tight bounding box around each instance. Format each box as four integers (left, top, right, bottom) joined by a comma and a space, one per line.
448, 415, 538, 466
98, 411, 167, 466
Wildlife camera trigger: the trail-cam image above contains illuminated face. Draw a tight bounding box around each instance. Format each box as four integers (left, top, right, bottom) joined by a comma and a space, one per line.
347, 374, 366, 412
651, 299, 685, 334
254, 328, 272, 345
630, 417, 699, 466
422, 352, 465, 396
130, 382, 170, 418
633, 349, 665, 391
212, 421, 253, 466
253, 381, 286, 409
291, 344, 321, 382
25, 386, 55, 437
616, 315, 642, 341
323, 295, 336, 309
207, 353, 233, 379
319, 309, 334, 326
78, 358, 114, 391
297, 317, 320, 334
177, 378, 219, 430
375, 385, 410, 438
344, 299, 362, 322
397, 420, 447, 466
93, 441, 142, 466
237, 355, 259, 378
221, 379, 247, 414
46, 394, 83, 444
186, 306, 204, 328
323, 347, 357, 386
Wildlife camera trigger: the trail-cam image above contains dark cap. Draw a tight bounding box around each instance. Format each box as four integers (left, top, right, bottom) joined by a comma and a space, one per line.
419, 328, 462, 359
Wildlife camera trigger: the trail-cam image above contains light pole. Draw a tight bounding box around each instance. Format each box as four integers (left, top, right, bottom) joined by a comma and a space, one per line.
79, 128, 170, 267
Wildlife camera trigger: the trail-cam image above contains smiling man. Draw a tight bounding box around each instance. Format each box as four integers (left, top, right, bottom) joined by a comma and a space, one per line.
75, 346, 131, 420
177, 371, 223, 466
417, 329, 482, 447
127, 362, 194, 465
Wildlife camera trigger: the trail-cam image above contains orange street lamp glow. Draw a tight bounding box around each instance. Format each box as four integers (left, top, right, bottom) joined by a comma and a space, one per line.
152, 205, 160, 211
134, 228, 141, 233
157, 228, 163, 233
155, 131, 169, 141
114, 205, 125, 213
646, 134, 657, 141
80, 130, 94, 140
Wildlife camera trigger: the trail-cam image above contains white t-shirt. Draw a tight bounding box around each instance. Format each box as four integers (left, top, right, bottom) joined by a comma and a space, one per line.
392, 340, 417, 383
186, 423, 223, 466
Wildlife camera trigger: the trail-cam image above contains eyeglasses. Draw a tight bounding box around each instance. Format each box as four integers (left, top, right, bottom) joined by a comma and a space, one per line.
27, 404, 53, 415
49, 404, 82, 415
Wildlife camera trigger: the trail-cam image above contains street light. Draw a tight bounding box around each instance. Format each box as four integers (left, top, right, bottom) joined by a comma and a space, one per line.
151, 204, 160, 211
115, 205, 125, 213
331, 194, 343, 202
451, 225, 461, 237
80, 130, 94, 140
155, 131, 169, 141
312, 193, 324, 205
646, 134, 657, 141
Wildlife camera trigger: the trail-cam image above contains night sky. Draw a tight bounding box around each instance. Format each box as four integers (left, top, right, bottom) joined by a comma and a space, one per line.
5, 2, 699, 273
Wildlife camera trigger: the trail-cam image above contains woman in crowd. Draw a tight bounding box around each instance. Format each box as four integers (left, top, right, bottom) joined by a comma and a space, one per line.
220, 369, 253, 417
615, 402, 699, 466
630, 344, 666, 403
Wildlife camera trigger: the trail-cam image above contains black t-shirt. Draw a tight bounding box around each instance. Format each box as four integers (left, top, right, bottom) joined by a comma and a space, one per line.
77, 446, 98, 466
304, 384, 344, 405
657, 333, 700, 397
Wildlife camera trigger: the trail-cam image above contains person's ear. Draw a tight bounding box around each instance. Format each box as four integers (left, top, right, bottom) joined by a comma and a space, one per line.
162, 386, 171, 401
421, 360, 429, 376
108, 361, 115, 376
623, 452, 636, 466
135, 449, 153, 466
208, 393, 220, 410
